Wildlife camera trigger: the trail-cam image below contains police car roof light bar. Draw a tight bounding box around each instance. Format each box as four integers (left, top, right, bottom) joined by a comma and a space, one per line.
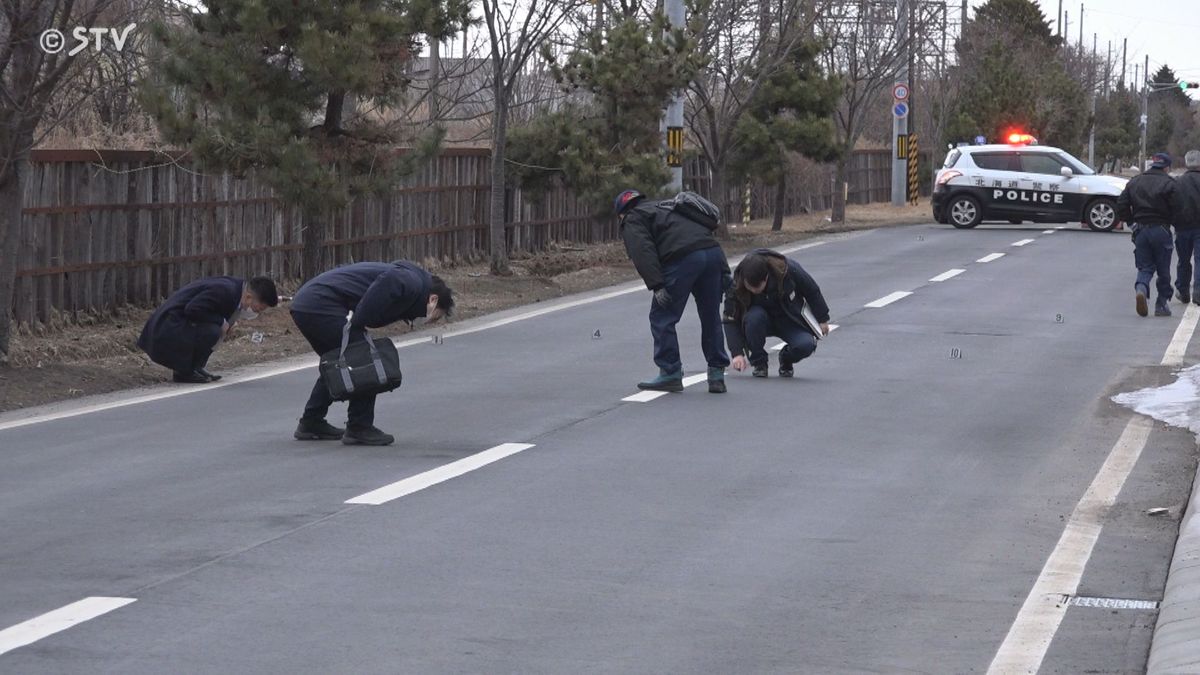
1007, 133, 1037, 145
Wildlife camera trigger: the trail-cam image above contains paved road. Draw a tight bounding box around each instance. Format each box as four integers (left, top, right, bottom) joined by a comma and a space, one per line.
1, 223, 1196, 673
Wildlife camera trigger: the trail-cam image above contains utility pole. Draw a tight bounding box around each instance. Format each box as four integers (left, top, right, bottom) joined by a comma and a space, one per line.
1140, 53, 1149, 162
891, 0, 910, 207
1056, 0, 1063, 36
664, 0, 684, 191
1105, 41, 1111, 96
1088, 33, 1097, 167
1121, 38, 1127, 89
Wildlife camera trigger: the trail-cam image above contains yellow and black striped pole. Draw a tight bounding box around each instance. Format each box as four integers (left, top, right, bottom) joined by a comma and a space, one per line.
907, 133, 919, 205
743, 182, 752, 228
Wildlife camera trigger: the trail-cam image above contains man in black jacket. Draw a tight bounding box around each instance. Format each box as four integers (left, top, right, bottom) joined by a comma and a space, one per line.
723, 250, 830, 378
615, 189, 731, 393
1117, 152, 1178, 317
1172, 150, 1200, 304
138, 276, 278, 383
289, 261, 454, 446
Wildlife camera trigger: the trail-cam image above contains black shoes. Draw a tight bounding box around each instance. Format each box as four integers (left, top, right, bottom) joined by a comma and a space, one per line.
1136, 284, 1149, 317
1179, 288, 1192, 304
752, 364, 768, 378
1156, 299, 1173, 317
779, 362, 794, 378
637, 370, 684, 392
294, 419, 346, 441
707, 367, 726, 393
195, 368, 222, 382
342, 426, 395, 446
172, 370, 212, 383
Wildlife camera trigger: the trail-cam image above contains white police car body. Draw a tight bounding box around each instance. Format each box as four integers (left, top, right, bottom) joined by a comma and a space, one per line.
932, 141, 1127, 231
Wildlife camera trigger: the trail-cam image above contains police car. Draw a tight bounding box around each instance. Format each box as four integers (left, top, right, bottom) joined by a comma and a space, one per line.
932, 135, 1128, 231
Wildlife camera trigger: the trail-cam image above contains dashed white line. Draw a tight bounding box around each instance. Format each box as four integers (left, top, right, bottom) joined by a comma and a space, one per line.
864, 292, 913, 308
346, 443, 535, 505
0, 597, 136, 656
1043, 229, 1056, 234
1012, 239, 1036, 247
929, 269, 966, 282
977, 253, 1006, 263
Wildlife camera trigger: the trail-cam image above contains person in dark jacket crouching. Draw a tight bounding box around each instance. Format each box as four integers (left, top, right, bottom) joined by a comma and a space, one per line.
1171, 150, 1200, 304
723, 250, 830, 378
615, 189, 731, 394
138, 275, 278, 383
289, 261, 454, 446
1118, 152, 1178, 317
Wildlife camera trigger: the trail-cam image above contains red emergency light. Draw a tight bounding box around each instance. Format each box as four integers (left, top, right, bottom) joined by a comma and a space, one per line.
1006, 133, 1037, 145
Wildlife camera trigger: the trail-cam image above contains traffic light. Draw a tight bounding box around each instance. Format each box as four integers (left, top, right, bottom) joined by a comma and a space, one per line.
1180, 81, 1199, 90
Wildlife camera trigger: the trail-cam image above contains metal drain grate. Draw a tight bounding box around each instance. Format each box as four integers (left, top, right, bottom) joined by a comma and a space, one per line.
1064, 595, 1159, 610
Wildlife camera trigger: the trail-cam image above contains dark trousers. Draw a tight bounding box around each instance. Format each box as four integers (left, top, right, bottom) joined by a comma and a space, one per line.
175, 323, 221, 376
1134, 225, 1174, 302
1176, 228, 1200, 294
291, 310, 377, 430
743, 305, 817, 367
650, 246, 731, 373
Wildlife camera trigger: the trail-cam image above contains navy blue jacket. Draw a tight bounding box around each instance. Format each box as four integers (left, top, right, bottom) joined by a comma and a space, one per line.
620, 200, 721, 290
290, 261, 432, 329
722, 249, 830, 355
137, 276, 243, 371
1118, 168, 1176, 226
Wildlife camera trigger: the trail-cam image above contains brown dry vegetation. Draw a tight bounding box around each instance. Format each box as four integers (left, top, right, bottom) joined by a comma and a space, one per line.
0, 203, 930, 412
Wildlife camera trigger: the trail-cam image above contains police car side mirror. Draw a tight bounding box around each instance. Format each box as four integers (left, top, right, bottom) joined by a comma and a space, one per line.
1060, 166, 1073, 178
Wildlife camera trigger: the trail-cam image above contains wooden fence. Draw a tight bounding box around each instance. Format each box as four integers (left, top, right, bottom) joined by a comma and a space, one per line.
10, 147, 921, 327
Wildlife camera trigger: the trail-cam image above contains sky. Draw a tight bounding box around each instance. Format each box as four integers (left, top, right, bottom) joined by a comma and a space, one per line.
971, 0, 1200, 95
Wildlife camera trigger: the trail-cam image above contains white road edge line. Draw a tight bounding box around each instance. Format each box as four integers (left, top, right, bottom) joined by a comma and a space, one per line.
977, 253, 1006, 263
0, 597, 136, 657
0, 242, 834, 432
929, 269, 966, 282
1012, 239, 1036, 247
1162, 304, 1200, 366
986, 417, 1153, 674
346, 443, 535, 505
989, 302, 1200, 673
864, 291, 913, 308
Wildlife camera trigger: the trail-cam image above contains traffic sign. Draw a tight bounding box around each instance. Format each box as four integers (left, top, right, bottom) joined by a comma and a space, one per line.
893, 102, 909, 118
892, 83, 909, 101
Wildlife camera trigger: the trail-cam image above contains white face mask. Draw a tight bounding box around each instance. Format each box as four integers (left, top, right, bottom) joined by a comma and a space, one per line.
236, 306, 259, 321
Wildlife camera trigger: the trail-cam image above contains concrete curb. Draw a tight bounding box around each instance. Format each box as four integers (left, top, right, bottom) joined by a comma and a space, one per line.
1149, 448, 1200, 674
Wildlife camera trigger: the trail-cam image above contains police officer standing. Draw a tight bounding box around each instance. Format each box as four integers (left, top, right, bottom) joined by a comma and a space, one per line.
1172, 150, 1200, 305
1117, 152, 1178, 317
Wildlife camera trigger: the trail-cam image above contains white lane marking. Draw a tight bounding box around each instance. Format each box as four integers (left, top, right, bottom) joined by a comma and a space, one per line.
1, 240, 841, 432
977, 253, 1006, 263
768, 325, 840, 351
681, 373, 707, 387
929, 269, 966, 282
0, 597, 136, 656
987, 416, 1153, 674
1012, 239, 1036, 247
1162, 304, 1200, 366
1043, 229, 1056, 234
346, 443, 535, 505
622, 390, 668, 403
864, 292, 913, 308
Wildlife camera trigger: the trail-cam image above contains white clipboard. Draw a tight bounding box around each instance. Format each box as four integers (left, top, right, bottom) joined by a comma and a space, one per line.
799, 299, 824, 340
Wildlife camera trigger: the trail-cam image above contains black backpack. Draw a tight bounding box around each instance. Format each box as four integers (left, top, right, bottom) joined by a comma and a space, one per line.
660, 191, 721, 230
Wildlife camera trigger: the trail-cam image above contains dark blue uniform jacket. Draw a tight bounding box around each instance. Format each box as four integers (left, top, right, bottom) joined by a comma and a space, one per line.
137, 276, 243, 371
290, 261, 432, 329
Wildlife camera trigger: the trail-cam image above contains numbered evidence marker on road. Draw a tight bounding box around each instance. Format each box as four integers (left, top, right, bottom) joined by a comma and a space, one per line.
949, 347, 963, 360
431, 334, 444, 345
593, 329, 602, 340
1056, 313, 1065, 324
251, 331, 265, 344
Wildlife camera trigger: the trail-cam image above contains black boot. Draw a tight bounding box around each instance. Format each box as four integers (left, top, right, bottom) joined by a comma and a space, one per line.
342, 426, 395, 446
752, 363, 768, 378
173, 370, 210, 384
196, 367, 222, 382
1136, 283, 1149, 317
294, 419, 345, 441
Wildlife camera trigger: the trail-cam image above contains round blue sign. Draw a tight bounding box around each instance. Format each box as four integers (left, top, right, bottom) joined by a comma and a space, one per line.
893, 102, 909, 118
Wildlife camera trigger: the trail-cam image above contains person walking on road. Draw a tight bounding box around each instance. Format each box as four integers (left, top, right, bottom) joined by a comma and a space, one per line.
1172, 150, 1200, 305
1117, 152, 1177, 317
615, 189, 731, 394
289, 261, 454, 446
138, 275, 279, 383
723, 249, 830, 378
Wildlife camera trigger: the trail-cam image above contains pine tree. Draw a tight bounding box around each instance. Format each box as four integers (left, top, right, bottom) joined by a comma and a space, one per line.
141, 0, 470, 279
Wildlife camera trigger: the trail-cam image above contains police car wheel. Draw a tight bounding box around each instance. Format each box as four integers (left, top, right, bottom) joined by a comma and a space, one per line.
1084, 198, 1118, 232
949, 196, 982, 229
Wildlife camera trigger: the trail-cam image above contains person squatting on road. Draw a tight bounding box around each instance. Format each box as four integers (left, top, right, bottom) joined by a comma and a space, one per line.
137, 275, 279, 383
615, 189, 732, 394
1117, 152, 1178, 317
289, 261, 454, 446
723, 249, 830, 378
1171, 150, 1200, 305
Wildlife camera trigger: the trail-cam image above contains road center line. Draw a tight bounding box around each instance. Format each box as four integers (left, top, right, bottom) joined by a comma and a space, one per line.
929, 269, 965, 282
1012, 239, 1036, 247
977, 253, 1006, 263
989, 303, 1200, 671
346, 443, 535, 505
1043, 229, 1057, 234
0, 597, 136, 656
864, 292, 913, 308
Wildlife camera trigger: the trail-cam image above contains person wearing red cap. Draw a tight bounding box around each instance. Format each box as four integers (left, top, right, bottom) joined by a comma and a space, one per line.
1118, 152, 1178, 317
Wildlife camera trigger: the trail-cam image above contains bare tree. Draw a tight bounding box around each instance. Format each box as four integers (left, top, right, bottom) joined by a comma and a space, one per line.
817, 0, 906, 223
479, 0, 583, 274
0, 0, 141, 362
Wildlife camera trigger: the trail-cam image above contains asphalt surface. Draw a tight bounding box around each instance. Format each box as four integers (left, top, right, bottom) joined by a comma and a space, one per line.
1, 222, 1197, 674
